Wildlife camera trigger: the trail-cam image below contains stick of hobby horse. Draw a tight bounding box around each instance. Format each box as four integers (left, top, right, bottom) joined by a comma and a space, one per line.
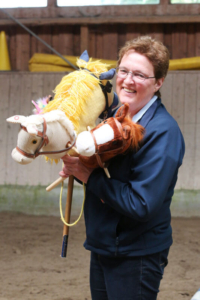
61, 175, 74, 258
46, 175, 74, 258
46, 146, 78, 257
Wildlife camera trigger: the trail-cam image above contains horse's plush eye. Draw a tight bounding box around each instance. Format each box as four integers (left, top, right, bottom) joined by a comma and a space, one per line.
32, 140, 37, 144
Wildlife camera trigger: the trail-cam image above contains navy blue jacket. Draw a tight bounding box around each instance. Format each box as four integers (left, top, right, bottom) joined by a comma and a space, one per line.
83, 98, 185, 257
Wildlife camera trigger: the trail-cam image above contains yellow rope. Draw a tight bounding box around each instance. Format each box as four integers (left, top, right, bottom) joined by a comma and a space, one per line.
59, 179, 86, 227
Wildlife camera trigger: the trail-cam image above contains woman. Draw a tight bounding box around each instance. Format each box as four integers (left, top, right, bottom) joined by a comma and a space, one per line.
60, 36, 185, 300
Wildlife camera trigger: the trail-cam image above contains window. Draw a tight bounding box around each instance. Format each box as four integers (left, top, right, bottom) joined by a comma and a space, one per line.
57, 0, 159, 6
0, 0, 47, 8
171, 0, 200, 2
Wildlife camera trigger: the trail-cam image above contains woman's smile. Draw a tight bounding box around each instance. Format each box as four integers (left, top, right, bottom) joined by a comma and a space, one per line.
123, 88, 136, 94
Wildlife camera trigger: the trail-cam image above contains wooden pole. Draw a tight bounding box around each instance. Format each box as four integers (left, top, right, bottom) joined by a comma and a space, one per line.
61, 175, 74, 258
46, 177, 64, 192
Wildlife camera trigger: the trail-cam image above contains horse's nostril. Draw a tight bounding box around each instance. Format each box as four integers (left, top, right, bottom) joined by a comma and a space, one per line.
32, 140, 37, 144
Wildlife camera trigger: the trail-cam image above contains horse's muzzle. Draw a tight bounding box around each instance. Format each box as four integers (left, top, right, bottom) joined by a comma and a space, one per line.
11, 148, 34, 165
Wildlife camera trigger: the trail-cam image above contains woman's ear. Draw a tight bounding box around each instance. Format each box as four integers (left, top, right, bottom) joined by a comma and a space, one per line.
155, 77, 164, 92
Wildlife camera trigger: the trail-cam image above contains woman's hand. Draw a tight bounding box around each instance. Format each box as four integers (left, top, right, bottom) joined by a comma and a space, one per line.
59, 155, 95, 184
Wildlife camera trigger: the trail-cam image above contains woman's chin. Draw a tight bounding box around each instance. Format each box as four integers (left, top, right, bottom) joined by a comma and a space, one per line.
120, 96, 135, 105
119, 91, 136, 102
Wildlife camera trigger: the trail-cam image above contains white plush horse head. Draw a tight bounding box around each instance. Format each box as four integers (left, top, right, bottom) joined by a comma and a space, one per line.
6, 110, 75, 164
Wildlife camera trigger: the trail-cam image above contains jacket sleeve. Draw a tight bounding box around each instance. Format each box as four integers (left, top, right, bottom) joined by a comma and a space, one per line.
86, 122, 185, 222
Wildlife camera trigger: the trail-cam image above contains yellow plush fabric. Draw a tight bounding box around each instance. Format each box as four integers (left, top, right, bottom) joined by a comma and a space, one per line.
169, 56, 200, 70
29, 63, 73, 72
29, 53, 77, 66
28, 53, 116, 72
41, 58, 113, 134
29, 53, 200, 72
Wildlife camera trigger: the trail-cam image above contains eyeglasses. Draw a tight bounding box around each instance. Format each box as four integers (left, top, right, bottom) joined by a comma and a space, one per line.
116, 67, 155, 82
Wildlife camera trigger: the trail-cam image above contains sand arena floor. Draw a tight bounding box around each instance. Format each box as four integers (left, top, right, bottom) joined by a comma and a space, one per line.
0, 212, 200, 300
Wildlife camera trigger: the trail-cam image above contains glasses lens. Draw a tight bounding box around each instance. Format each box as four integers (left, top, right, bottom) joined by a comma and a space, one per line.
116, 68, 146, 81
134, 73, 146, 81
116, 68, 127, 78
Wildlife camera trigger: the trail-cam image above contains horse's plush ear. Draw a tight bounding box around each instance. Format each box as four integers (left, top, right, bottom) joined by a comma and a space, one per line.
122, 125, 131, 140
6, 115, 26, 124
115, 103, 129, 122
79, 50, 89, 62
26, 124, 38, 136
99, 68, 116, 80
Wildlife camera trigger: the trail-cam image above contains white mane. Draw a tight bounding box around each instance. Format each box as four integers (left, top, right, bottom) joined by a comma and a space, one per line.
21, 110, 75, 138
43, 110, 75, 138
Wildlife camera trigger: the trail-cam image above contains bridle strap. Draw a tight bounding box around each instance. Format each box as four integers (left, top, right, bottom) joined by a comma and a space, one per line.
37, 136, 76, 156
90, 131, 105, 169
16, 138, 76, 159
18, 118, 49, 158
16, 119, 76, 159
16, 146, 37, 159
99, 81, 113, 119
80, 68, 113, 119
90, 119, 127, 169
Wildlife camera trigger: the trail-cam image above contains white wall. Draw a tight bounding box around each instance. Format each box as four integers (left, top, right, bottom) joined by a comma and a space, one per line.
1, 71, 199, 189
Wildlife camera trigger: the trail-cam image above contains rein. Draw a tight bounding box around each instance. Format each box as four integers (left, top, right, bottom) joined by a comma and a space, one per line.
16, 118, 76, 159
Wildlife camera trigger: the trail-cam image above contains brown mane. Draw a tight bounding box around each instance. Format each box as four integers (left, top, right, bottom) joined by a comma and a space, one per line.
120, 115, 145, 151
114, 102, 145, 151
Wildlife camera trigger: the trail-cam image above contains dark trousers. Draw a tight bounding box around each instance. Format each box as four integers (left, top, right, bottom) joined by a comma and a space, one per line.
90, 248, 169, 300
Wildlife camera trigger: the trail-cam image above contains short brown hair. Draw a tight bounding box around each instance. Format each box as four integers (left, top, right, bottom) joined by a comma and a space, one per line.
117, 36, 170, 97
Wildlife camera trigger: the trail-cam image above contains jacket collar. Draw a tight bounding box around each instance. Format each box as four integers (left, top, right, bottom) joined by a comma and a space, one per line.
112, 98, 161, 128
138, 98, 161, 128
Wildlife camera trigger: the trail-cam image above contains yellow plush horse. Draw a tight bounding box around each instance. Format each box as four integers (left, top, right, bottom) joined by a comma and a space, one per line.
42, 50, 116, 136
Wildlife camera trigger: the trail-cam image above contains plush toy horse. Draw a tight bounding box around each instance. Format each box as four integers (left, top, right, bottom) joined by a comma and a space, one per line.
6, 110, 76, 164
6, 51, 117, 165
77, 103, 145, 171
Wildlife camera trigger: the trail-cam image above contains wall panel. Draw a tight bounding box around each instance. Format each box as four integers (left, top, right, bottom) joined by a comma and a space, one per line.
1, 71, 200, 189
2, 22, 200, 71
15, 27, 30, 71
187, 23, 196, 58
37, 26, 52, 54
0, 74, 10, 185
102, 25, 118, 60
